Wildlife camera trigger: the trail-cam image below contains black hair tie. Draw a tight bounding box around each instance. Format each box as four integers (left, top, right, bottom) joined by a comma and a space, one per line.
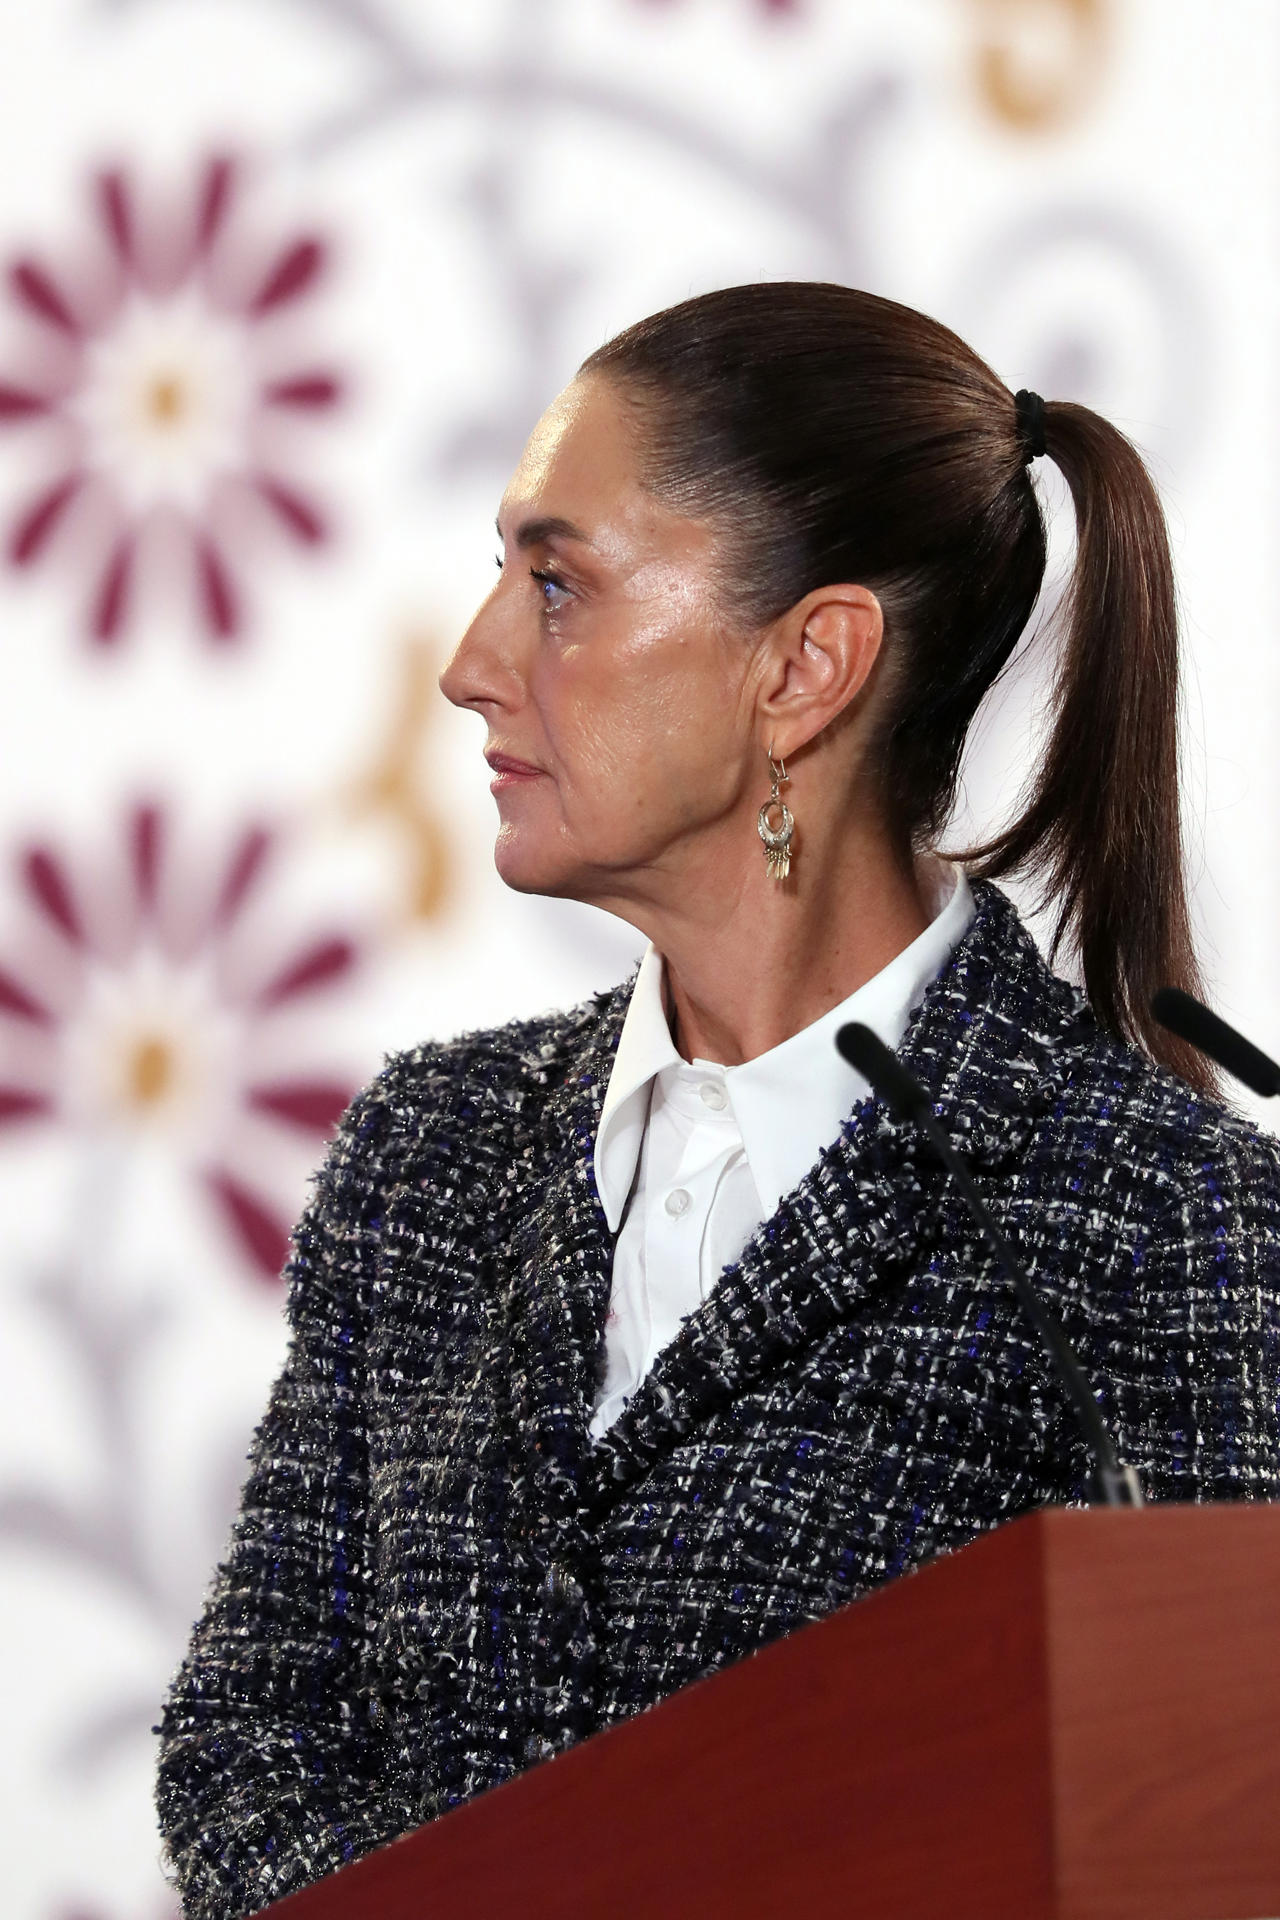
1014, 388, 1047, 463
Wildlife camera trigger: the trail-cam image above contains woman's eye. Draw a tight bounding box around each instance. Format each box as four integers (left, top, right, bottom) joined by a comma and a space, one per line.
529, 566, 573, 612
494, 552, 503, 571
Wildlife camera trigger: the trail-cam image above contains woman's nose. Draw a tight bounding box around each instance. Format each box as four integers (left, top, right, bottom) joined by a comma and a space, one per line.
439, 596, 521, 715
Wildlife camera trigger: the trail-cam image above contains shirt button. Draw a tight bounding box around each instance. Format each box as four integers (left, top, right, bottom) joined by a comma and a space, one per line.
665, 1187, 692, 1218
698, 1081, 728, 1111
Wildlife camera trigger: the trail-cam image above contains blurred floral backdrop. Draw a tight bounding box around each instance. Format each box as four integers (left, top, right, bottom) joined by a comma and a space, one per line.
0, 2, 1274, 1913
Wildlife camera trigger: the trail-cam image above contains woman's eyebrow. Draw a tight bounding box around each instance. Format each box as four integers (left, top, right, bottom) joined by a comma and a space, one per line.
496, 513, 593, 551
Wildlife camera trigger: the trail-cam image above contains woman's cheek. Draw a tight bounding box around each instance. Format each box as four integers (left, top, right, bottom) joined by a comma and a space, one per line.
574, 705, 648, 789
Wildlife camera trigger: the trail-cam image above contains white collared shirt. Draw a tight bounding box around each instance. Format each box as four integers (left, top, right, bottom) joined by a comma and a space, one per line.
588, 861, 976, 1438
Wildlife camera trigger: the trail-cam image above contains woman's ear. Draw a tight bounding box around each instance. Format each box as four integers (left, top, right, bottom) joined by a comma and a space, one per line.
755, 585, 884, 757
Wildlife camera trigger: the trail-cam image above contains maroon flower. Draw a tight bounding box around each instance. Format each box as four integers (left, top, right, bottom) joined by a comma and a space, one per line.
0, 156, 343, 646
0, 804, 360, 1279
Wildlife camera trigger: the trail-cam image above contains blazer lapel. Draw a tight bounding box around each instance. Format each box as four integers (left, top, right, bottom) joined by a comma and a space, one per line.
504, 984, 629, 1524
584, 1093, 932, 1500
585, 883, 1075, 1502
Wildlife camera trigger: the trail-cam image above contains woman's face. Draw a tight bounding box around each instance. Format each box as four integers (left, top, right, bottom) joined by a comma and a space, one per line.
440, 375, 766, 914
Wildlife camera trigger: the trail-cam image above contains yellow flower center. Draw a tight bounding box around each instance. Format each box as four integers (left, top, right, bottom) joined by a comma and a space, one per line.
146, 374, 186, 425
127, 1033, 175, 1107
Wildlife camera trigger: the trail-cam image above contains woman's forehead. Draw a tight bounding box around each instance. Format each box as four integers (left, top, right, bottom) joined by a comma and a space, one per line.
498, 376, 713, 573
499, 377, 633, 528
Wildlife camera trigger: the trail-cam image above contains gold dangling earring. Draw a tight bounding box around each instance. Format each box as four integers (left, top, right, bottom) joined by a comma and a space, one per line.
757, 741, 794, 881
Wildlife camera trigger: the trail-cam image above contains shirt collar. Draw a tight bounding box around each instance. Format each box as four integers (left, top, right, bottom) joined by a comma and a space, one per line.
594, 941, 683, 1233
593, 861, 975, 1234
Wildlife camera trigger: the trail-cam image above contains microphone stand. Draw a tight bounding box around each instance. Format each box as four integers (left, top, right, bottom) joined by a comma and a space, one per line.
836, 1021, 1144, 1510
1151, 986, 1280, 1099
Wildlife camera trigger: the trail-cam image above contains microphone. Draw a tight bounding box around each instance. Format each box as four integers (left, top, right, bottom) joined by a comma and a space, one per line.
1150, 987, 1280, 1099
835, 1021, 1143, 1510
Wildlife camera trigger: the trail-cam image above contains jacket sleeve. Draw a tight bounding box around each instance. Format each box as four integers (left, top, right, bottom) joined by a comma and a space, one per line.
155, 1073, 423, 1919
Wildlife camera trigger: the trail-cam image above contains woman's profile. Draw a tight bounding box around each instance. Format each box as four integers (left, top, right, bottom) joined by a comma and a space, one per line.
156, 283, 1280, 1919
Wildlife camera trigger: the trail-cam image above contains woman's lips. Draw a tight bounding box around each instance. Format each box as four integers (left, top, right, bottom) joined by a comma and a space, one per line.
486, 752, 544, 791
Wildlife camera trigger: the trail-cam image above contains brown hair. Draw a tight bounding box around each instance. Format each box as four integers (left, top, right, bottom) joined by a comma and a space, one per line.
583, 281, 1210, 1090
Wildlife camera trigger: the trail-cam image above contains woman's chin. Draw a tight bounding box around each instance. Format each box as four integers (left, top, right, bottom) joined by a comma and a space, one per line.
493, 826, 577, 898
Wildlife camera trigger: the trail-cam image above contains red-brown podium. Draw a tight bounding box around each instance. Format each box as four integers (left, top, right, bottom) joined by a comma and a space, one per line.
274, 1506, 1280, 1919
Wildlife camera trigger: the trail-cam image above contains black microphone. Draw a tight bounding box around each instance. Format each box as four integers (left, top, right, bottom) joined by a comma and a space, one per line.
1150, 987, 1280, 1099
836, 1021, 1143, 1510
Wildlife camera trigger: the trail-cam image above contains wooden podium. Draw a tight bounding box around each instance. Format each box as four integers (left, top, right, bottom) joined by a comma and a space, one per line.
274, 1506, 1280, 1919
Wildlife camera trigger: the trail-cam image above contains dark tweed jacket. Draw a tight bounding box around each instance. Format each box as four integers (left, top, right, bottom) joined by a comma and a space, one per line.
156, 883, 1280, 1918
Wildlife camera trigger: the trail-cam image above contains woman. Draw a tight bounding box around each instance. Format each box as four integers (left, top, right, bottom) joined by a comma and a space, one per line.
156, 283, 1280, 1917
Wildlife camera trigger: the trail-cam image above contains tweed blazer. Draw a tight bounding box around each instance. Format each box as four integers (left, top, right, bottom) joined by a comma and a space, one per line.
156, 882, 1280, 1919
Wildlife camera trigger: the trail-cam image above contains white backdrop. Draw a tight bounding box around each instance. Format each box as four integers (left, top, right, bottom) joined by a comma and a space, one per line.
0, 3, 1274, 1914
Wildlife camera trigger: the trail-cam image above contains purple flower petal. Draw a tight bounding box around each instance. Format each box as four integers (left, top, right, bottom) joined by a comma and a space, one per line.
195, 536, 240, 640
9, 473, 83, 565
246, 1080, 352, 1134
132, 804, 163, 915
248, 237, 325, 317
0, 1086, 51, 1123
23, 846, 85, 947
205, 1168, 290, 1281
0, 383, 52, 419
0, 963, 54, 1023
212, 825, 271, 934
195, 156, 235, 257
261, 372, 342, 410
254, 936, 356, 1009
96, 170, 135, 272
256, 475, 326, 545
91, 535, 134, 645
10, 259, 80, 336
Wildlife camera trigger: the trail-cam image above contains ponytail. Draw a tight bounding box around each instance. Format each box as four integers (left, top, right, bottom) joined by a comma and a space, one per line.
968, 403, 1214, 1093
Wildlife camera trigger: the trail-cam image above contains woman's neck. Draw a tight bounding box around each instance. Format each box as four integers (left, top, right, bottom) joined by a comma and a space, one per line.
644, 821, 931, 1067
